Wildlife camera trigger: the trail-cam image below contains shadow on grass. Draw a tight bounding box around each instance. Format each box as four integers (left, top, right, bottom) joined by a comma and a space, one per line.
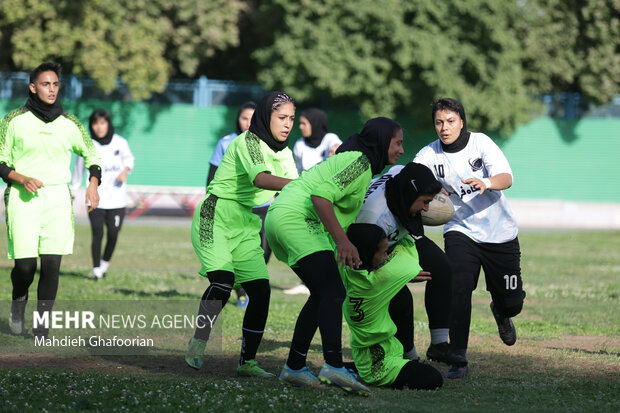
547, 346, 620, 358
60, 270, 91, 280
259, 338, 323, 355
113, 288, 195, 299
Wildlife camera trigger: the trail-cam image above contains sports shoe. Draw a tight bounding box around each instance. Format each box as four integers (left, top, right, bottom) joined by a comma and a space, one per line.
426, 342, 468, 365
185, 337, 206, 369
9, 312, 23, 335
237, 360, 275, 378
283, 284, 311, 295
237, 295, 249, 308
446, 364, 468, 380
100, 260, 110, 276
93, 267, 103, 281
318, 362, 370, 396
279, 364, 322, 388
490, 302, 517, 346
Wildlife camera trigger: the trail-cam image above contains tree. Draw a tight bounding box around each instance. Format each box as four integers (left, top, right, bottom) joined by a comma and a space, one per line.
518, 0, 620, 105
252, 0, 536, 135
0, 0, 246, 99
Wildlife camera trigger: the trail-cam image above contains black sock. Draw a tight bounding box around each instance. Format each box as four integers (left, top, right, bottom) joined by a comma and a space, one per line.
287, 339, 311, 370
323, 342, 343, 368
238, 279, 270, 365
194, 275, 232, 341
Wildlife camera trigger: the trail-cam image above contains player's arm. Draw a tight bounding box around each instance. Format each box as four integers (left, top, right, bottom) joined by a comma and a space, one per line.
311, 195, 360, 270
85, 176, 100, 212
5, 170, 44, 193
253, 171, 292, 191
462, 172, 512, 194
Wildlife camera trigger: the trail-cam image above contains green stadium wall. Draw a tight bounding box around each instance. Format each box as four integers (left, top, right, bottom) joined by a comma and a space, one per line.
1, 100, 619, 203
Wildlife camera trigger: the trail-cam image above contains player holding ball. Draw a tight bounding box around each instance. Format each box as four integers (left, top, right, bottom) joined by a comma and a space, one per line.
414, 97, 525, 379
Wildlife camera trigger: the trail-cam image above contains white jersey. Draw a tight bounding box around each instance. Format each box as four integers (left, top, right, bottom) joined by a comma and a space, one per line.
71, 134, 135, 209
413, 132, 517, 243
293, 132, 342, 173
356, 165, 412, 249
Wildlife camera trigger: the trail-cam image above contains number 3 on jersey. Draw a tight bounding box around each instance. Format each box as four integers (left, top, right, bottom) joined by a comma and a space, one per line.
349, 297, 365, 322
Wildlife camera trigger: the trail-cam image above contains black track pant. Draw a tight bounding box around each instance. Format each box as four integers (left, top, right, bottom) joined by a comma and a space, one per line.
194, 271, 271, 363
286, 250, 346, 369
88, 208, 125, 267
445, 231, 524, 351
10, 255, 63, 332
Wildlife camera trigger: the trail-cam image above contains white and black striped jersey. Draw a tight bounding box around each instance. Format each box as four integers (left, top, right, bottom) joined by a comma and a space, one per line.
413, 132, 517, 243
356, 164, 415, 249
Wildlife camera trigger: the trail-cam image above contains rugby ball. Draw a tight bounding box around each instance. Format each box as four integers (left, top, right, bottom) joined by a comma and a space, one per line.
421, 193, 455, 226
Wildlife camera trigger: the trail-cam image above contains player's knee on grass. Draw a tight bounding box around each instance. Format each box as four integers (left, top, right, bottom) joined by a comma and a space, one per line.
393, 360, 443, 390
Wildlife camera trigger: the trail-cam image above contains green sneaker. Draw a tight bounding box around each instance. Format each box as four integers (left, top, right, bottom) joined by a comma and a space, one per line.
279, 364, 322, 389
318, 362, 370, 396
237, 360, 276, 378
185, 337, 206, 370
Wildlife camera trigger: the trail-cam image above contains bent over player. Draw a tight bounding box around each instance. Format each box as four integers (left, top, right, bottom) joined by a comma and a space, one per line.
414, 97, 525, 379
0, 62, 101, 339
341, 223, 443, 390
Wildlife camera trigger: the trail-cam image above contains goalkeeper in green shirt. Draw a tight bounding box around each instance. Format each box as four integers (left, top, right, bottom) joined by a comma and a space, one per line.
0, 62, 102, 339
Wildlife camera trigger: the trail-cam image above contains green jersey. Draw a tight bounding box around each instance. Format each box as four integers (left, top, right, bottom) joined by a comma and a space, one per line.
0, 108, 101, 185
269, 151, 372, 229
207, 131, 298, 207
341, 236, 422, 348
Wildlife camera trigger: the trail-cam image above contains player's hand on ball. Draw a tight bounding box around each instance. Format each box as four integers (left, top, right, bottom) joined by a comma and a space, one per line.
412, 271, 431, 283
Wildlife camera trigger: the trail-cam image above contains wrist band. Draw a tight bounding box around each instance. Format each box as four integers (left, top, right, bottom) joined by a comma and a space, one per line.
482, 178, 492, 190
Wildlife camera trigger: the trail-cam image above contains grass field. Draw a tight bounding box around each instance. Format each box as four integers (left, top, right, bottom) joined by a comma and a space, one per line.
0, 221, 618, 412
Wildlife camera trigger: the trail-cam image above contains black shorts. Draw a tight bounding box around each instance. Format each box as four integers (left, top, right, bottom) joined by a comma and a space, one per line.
444, 231, 523, 316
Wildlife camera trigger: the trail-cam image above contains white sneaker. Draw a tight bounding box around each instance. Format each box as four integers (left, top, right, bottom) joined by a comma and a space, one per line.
283, 284, 310, 295
100, 260, 110, 276
93, 267, 103, 280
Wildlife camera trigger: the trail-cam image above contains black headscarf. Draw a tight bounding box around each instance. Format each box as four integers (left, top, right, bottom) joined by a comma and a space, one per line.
300, 108, 329, 148
235, 101, 257, 135
25, 91, 64, 123
336, 117, 399, 175
89, 109, 115, 146
385, 162, 440, 236
346, 223, 387, 271
249, 91, 294, 153
433, 97, 470, 153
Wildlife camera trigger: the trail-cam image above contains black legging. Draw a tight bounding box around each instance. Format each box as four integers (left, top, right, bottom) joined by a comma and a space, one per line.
287, 250, 346, 369
194, 271, 271, 363
389, 286, 414, 354
10, 255, 62, 323
416, 236, 452, 330
88, 208, 125, 267
391, 360, 443, 390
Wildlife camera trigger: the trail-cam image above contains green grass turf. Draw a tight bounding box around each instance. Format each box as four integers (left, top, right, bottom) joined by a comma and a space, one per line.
0, 223, 618, 412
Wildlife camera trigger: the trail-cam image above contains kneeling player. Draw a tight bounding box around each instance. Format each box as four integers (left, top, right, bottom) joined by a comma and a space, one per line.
341, 224, 443, 390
